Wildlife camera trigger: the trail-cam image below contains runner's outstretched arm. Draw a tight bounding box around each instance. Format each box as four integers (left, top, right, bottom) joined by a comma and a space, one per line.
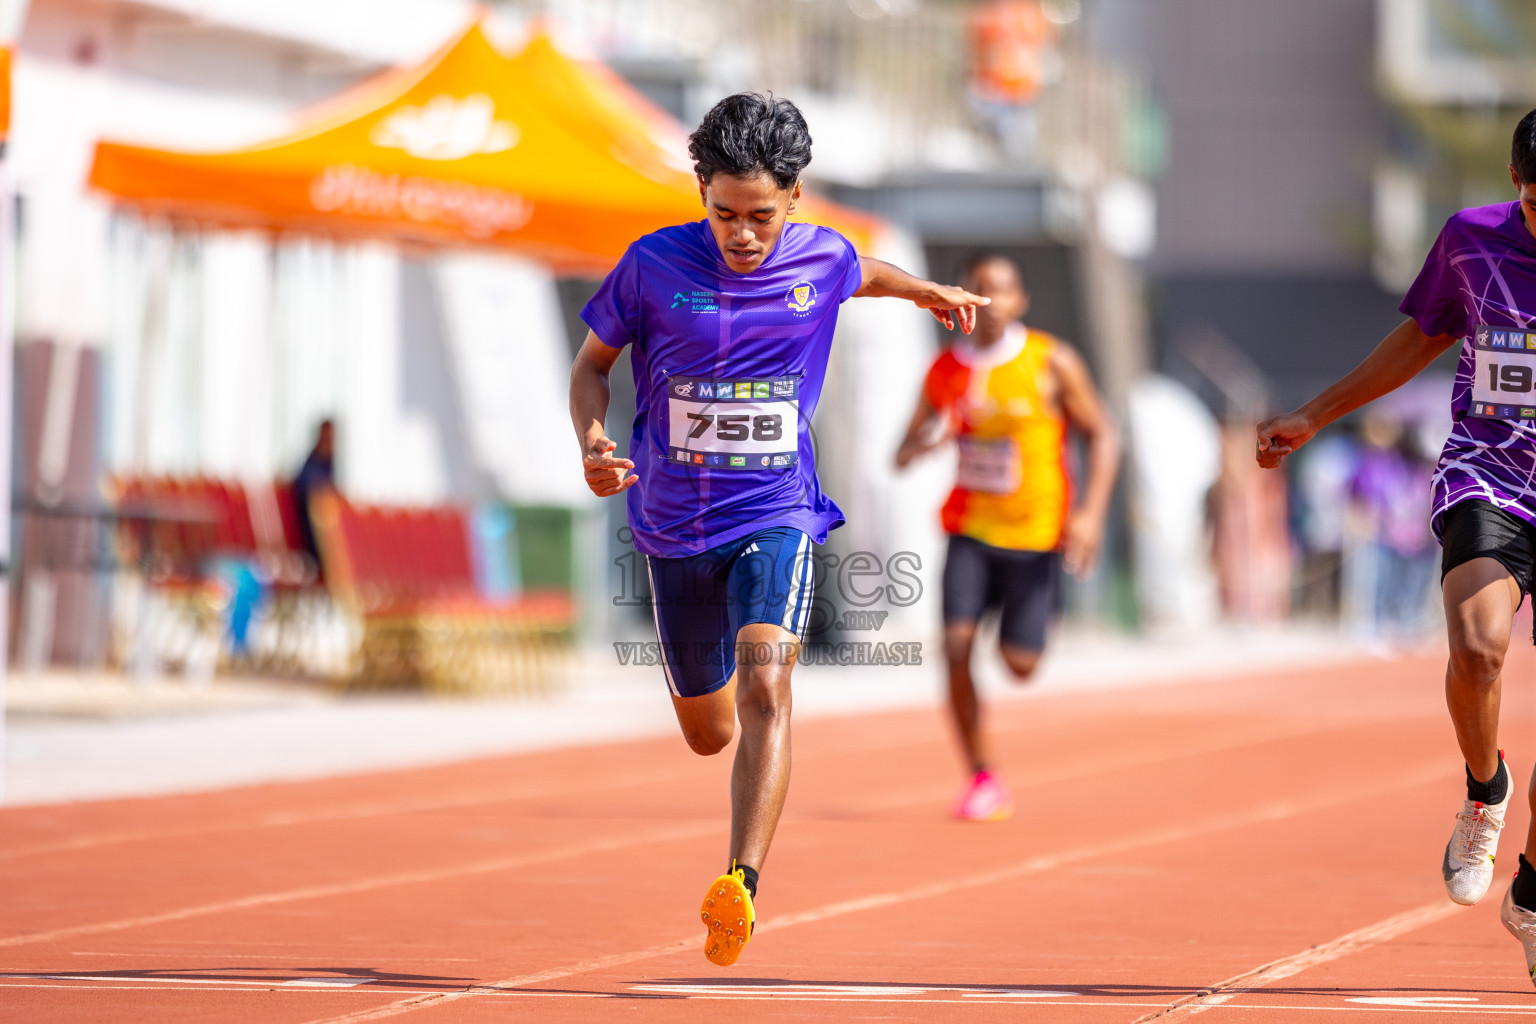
569, 330, 639, 497
854, 257, 989, 334
1053, 344, 1121, 578
1255, 317, 1460, 469
894, 394, 949, 469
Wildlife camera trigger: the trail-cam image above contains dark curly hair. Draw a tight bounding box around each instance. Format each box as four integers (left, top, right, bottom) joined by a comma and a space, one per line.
688, 93, 812, 190
1515, 108, 1536, 184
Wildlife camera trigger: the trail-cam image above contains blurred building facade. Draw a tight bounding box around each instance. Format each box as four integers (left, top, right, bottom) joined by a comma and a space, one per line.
1087, 0, 1409, 415
1373, 0, 1536, 288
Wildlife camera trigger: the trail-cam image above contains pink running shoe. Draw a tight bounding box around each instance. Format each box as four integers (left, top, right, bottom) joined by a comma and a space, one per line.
953, 770, 1013, 821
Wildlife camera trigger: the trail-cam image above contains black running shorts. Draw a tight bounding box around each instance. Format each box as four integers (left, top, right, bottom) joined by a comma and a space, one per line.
1440, 499, 1536, 641
941, 533, 1060, 652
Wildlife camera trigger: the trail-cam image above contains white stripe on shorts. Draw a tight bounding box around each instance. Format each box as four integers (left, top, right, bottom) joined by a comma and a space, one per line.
645, 559, 681, 697
781, 532, 813, 637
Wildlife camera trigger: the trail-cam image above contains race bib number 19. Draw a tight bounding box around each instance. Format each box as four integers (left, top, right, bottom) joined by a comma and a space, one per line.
667, 376, 800, 470
1471, 324, 1536, 419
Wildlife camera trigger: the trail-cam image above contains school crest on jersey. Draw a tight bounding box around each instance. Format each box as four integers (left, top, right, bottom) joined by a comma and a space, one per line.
786, 281, 817, 315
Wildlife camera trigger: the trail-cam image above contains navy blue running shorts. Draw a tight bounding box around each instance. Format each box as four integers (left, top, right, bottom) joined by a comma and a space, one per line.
941, 533, 1060, 652
644, 526, 816, 698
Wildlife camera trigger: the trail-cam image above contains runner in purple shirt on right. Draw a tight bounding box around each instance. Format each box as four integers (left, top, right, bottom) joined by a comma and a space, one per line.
1257, 108, 1536, 985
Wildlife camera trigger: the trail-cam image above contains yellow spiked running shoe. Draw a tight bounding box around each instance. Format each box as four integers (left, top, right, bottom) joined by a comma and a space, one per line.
700, 867, 755, 966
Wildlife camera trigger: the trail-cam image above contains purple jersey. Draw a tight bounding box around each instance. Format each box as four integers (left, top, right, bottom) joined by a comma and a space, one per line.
1401, 201, 1536, 535
580, 220, 862, 557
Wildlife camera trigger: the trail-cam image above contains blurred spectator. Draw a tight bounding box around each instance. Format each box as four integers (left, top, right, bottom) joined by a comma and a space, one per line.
1290, 431, 1360, 619
968, 0, 1056, 160
1343, 414, 1435, 641
1127, 375, 1221, 632
1212, 420, 1292, 622
291, 419, 336, 578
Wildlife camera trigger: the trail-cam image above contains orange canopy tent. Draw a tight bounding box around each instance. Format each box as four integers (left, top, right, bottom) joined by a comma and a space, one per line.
503, 31, 881, 254
87, 21, 882, 274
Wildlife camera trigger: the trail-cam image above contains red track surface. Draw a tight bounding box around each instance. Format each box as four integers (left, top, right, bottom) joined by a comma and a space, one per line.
6, 648, 1536, 1021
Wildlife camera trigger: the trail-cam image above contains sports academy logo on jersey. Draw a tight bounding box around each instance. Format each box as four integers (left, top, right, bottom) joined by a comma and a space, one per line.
786, 281, 818, 316
670, 290, 719, 313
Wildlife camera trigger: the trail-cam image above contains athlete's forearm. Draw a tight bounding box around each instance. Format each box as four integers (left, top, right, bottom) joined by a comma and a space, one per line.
1077, 421, 1121, 521
570, 364, 610, 452
1295, 318, 1457, 430
854, 257, 944, 302
570, 344, 616, 453
571, 341, 639, 497
894, 396, 943, 469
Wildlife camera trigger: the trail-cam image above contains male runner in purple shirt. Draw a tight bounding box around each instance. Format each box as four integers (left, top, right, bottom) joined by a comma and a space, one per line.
569, 93, 986, 967
1257, 108, 1536, 984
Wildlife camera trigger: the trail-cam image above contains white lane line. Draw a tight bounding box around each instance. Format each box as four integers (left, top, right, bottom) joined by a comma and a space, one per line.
13, 983, 1536, 1013
629, 983, 1077, 998
67, 951, 478, 962
0, 822, 717, 949
841, 719, 1364, 815
0, 982, 422, 996
1351, 996, 1536, 1010
0, 981, 1157, 1006
0, 700, 1377, 863
1189, 1002, 1536, 1016
1130, 901, 1463, 1021
4, 973, 375, 987
0, 718, 1366, 947
0, 712, 973, 862
0, 764, 698, 863
299, 759, 1459, 1024
296, 939, 701, 1024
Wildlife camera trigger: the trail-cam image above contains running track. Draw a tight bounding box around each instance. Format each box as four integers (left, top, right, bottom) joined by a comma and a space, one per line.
6, 647, 1536, 1022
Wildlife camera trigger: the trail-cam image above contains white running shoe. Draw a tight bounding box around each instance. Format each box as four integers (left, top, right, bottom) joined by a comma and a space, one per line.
1442, 774, 1511, 906
1501, 884, 1536, 987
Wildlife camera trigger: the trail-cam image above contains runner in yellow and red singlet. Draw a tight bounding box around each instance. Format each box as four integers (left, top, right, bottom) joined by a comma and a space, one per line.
896, 255, 1120, 820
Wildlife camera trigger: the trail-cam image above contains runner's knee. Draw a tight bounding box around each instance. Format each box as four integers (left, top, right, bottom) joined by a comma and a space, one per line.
944, 625, 977, 664
736, 667, 792, 723
1000, 645, 1041, 681
1447, 631, 1508, 686
681, 717, 734, 756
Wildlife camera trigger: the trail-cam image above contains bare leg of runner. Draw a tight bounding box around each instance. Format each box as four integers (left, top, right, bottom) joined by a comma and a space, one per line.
729, 621, 797, 870
1443, 557, 1520, 784
1439, 557, 1523, 911
672, 680, 737, 756
945, 622, 986, 772
1444, 559, 1536, 870
999, 642, 1042, 681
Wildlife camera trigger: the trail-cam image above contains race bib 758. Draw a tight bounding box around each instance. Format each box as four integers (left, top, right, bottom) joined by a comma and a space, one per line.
666, 376, 800, 470
1470, 324, 1536, 419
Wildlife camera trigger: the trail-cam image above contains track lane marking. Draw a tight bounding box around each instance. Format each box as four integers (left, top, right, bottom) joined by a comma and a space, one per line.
824, 718, 1385, 816
0, 719, 1317, 949
0, 713, 975, 861
0, 763, 698, 863
1162, 1002, 1536, 1016
0, 703, 1388, 862
297, 758, 1461, 1024
3, 972, 376, 987
0, 822, 719, 949
1130, 901, 1463, 1020
0, 982, 429, 994
11, 980, 1536, 1013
